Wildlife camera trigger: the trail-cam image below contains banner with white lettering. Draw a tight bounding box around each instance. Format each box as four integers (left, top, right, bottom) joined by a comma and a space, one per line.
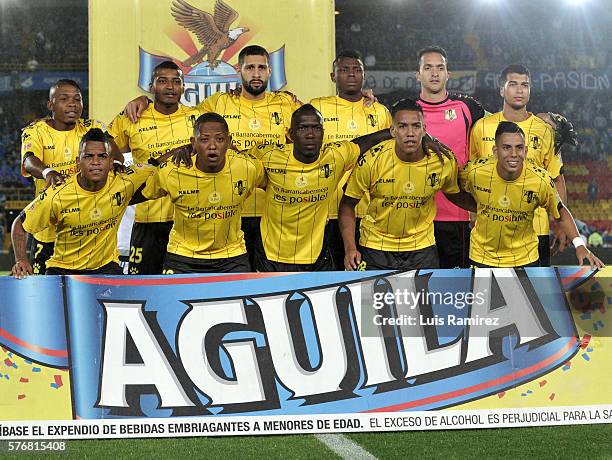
0, 267, 610, 438
478, 68, 612, 91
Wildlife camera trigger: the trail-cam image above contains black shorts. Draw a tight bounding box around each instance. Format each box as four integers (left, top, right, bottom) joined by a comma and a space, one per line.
128, 221, 173, 275
326, 218, 362, 271
434, 221, 470, 268
538, 235, 551, 267
46, 261, 123, 275
163, 252, 251, 274
469, 259, 540, 269
359, 244, 440, 270
28, 236, 54, 275
241, 216, 261, 270
254, 236, 334, 272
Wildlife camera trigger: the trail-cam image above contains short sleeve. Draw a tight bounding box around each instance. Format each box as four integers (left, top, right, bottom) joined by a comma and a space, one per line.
337, 141, 361, 172
542, 176, 561, 220
141, 168, 168, 200
441, 157, 460, 194
345, 158, 371, 200
468, 119, 483, 161
21, 189, 59, 235
20, 125, 44, 176
107, 113, 129, 150
459, 161, 473, 193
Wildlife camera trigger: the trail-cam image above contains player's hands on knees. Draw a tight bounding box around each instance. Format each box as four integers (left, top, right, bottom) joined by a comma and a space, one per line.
361, 89, 378, 107
45, 170, 68, 189
12, 260, 33, 279
344, 248, 362, 271
422, 133, 453, 163
125, 96, 151, 123
576, 246, 605, 270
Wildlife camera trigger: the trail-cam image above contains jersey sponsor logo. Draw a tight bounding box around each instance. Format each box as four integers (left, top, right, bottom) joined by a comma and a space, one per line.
224, 115, 242, 119
266, 167, 287, 174
375, 178, 395, 185
402, 181, 415, 194
249, 118, 261, 131
233, 179, 247, 196
474, 185, 491, 193
138, 125, 158, 133
483, 137, 495, 142
44, 144, 55, 150
38, 190, 48, 201
270, 112, 283, 126
444, 109, 457, 121
367, 114, 378, 127
323, 117, 339, 122
208, 191, 222, 204
498, 195, 511, 208
179, 189, 199, 196
295, 174, 308, 188
90, 207, 103, 220
61, 207, 80, 214
319, 163, 333, 178
426, 172, 441, 187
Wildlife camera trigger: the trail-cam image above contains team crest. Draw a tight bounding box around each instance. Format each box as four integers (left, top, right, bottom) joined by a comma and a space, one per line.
347, 120, 358, 132
444, 109, 457, 121
295, 174, 308, 188
402, 181, 415, 194
367, 114, 378, 128
498, 195, 511, 208
90, 207, 102, 220
112, 191, 124, 206
233, 179, 247, 196
426, 172, 440, 187
249, 118, 261, 131
319, 164, 333, 178
523, 190, 535, 204
208, 191, 222, 203
530, 136, 541, 150
189, 114, 197, 127
63, 147, 72, 161
270, 112, 283, 126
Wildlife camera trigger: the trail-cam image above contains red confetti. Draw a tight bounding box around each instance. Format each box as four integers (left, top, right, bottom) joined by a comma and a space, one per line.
17, 394, 26, 400
4, 358, 13, 367
54, 375, 63, 388
580, 335, 592, 349
549, 393, 556, 401
498, 392, 506, 398
19, 377, 29, 383
539, 380, 547, 387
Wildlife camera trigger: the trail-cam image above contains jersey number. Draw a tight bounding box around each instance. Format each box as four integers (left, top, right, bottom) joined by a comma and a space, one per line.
34, 243, 44, 259
129, 247, 143, 264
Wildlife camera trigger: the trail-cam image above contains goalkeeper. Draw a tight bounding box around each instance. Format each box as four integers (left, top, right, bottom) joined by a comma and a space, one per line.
469, 64, 577, 266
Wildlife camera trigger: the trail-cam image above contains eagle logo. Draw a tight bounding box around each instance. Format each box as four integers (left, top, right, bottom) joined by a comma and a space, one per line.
171, 0, 249, 68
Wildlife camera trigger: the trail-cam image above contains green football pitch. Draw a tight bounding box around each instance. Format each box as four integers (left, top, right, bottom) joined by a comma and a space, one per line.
3, 425, 612, 458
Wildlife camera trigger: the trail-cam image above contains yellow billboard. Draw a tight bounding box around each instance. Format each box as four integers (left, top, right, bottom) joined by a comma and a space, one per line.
88, 0, 336, 123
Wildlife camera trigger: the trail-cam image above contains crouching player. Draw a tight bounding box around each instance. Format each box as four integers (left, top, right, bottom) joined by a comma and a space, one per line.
461, 121, 603, 269
11, 129, 153, 277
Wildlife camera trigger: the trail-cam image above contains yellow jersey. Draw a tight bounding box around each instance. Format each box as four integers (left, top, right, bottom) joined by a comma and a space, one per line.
199, 92, 300, 217
142, 151, 265, 259
20, 118, 107, 242
346, 139, 459, 252
21, 165, 153, 271
469, 111, 562, 236
310, 95, 392, 218
108, 104, 201, 223
460, 157, 561, 267
250, 141, 360, 264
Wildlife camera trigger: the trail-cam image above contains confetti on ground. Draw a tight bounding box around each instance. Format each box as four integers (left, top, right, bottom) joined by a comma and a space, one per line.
582, 353, 591, 362
4, 358, 13, 367
19, 377, 29, 383
17, 394, 25, 400
526, 390, 533, 394
50, 375, 63, 389
539, 380, 547, 387
498, 392, 506, 398
521, 393, 527, 397
549, 393, 556, 401
32, 367, 41, 373
3, 374, 9, 380
580, 334, 592, 349
587, 347, 594, 353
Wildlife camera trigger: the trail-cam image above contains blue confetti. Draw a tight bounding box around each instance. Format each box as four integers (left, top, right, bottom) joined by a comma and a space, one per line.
594, 323, 600, 331
580, 313, 591, 321
521, 393, 527, 397
582, 353, 591, 361
8, 352, 12, 358
527, 390, 533, 394
562, 365, 571, 371
32, 367, 41, 373
587, 347, 594, 353
4, 374, 9, 380
597, 320, 604, 328
50, 383, 59, 389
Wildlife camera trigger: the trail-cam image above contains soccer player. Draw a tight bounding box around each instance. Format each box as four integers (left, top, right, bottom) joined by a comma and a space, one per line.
109, 61, 201, 274
469, 64, 566, 267
462, 122, 602, 269
310, 50, 392, 269
20, 79, 115, 274
124, 45, 299, 268
135, 113, 264, 273
339, 99, 474, 271
250, 104, 391, 272
414, 46, 486, 269
11, 129, 153, 277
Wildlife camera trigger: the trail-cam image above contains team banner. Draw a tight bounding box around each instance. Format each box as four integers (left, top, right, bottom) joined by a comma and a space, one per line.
478, 68, 612, 92
365, 71, 477, 95
88, 0, 335, 123
0, 267, 611, 439
0, 72, 88, 92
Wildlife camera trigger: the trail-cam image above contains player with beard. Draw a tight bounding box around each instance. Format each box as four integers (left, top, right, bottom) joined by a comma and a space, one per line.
109, 61, 201, 274
310, 50, 392, 269
469, 65, 566, 266
414, 46, 485, 269
124, 45, 299, 269
20, 79, 118, 274
462, 122, 601, 269
11, 129, 153, 277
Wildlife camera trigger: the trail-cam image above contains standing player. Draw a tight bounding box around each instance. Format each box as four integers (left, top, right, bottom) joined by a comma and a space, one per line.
109, 61, 201, 274
415, 46, 485, 268
250, 104, 391, 272
462, 122, 601, 269
339, 99, 475, 271
469, 64, 567, 266
136, 113, 264, 273
20, 79, 117, 274
11, 129, 153, 277
124, 45, 299, 268
310, 50, 392, 269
